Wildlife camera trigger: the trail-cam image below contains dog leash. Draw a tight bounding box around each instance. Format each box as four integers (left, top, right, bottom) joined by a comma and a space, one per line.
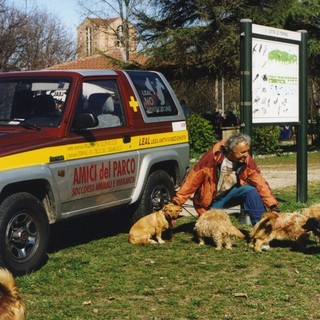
181, 204, 199, 219
181, 204, 261, 219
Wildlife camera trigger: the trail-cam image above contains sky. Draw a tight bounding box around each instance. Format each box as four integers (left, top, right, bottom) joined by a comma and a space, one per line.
7, 0, 82, 40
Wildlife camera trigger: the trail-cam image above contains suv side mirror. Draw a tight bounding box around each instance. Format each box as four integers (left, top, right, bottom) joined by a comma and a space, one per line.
72, 113, 98, 130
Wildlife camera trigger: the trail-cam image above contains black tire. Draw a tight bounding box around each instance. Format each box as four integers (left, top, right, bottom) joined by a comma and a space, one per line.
0, 192, 50, 275
132, 170, 175, 223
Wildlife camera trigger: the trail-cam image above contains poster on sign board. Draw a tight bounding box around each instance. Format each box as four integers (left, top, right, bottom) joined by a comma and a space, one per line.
252, 38, 299, 123
251, 24, 301, 124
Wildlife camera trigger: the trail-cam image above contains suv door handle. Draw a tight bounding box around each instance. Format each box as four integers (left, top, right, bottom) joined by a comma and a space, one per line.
123, 136, 131, 143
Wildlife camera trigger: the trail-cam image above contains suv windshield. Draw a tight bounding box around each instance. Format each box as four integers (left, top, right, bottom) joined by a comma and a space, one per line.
0, 77, 70, 127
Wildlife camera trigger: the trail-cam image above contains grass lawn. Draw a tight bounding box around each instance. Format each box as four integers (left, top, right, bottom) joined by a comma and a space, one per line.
18, 152, 320, 319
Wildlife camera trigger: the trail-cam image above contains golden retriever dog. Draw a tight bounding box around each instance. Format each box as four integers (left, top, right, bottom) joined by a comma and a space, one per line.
249, 207, 320, 252
194, 209, 245, 250
0, 268, 25, 320
128, 203, 182, 244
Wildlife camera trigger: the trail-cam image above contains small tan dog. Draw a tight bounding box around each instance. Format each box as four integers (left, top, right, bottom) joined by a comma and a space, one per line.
0, 268, 25, 320
194, 209, 245, 250
249, 206, 320, 252
128, 203, 182, 244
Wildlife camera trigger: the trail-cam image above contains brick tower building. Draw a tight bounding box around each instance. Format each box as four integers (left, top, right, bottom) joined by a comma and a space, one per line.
77, 17, 137, 61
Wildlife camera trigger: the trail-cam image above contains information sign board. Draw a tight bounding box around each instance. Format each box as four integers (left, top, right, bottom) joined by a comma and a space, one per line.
252, 24, 301, 124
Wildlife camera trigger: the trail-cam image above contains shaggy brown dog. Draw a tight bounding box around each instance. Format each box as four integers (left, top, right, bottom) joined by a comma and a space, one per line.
0, 268, 25, 320
194, 209, 245, 250
249, 207, 320, 252
128, 203, 182, 244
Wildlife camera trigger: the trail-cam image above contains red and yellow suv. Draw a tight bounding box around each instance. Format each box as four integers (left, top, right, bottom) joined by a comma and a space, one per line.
0, 70, 189, 274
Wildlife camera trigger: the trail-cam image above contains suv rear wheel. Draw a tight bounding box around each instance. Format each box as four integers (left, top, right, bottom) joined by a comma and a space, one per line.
0, 192, 50, 275
132, 170, 175, 223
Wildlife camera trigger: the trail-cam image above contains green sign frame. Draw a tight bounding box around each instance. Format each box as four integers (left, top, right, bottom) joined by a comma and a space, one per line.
240, 19, 308, 203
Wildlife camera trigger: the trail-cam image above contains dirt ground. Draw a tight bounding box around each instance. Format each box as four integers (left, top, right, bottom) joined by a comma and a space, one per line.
259, 162, 320, 190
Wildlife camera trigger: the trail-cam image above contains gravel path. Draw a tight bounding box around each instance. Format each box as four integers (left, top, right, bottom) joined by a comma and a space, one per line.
259, 163, 320, 190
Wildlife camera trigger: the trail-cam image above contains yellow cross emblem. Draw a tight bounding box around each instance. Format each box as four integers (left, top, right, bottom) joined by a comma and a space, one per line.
129, 96, 139, 112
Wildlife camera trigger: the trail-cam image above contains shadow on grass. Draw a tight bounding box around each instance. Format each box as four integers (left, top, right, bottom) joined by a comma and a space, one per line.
174, 220, 195, 234
48, 208, 132, 253
303, 244, 320, 254
268, 239, 320, 254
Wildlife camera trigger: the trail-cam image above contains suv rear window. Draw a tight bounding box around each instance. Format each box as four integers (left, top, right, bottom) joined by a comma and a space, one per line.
126, 71, 178, 117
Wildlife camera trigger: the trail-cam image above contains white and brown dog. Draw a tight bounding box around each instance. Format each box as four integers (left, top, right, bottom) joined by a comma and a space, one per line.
194, 209, 245, 250
128, 203, 182, 244
0, 268, 25, 320
249, 206, 320, 252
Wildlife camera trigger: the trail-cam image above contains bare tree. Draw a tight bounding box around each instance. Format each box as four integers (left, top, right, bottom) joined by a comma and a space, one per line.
78, 0, 143, 62
0, 3, 28, 71
0, 1, 76, 71
21, 11, 76, 70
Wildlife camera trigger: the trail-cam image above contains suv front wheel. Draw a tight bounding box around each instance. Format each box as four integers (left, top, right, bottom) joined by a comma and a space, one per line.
132, 170, 175, 223
0, 192, 50, 275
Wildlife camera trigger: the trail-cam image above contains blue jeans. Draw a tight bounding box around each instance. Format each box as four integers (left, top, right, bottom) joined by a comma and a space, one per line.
210, 185, 265, 225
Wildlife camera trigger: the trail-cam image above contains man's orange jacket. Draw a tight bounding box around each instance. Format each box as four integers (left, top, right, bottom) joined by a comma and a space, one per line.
172, 140, 278, 214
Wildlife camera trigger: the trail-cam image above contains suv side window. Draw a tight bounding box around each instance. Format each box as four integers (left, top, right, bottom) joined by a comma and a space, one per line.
81, 80, 124, 128
126, 71, 178, 117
